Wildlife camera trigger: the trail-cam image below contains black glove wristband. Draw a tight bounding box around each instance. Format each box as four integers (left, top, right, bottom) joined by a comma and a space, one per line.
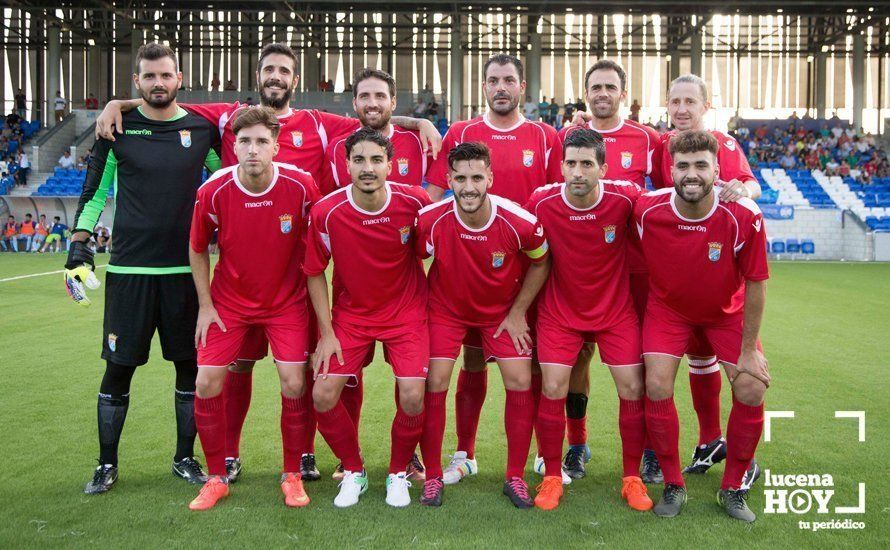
65, 240, 95, 270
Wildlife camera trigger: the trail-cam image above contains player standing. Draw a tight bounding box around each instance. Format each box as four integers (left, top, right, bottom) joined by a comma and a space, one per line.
68, 43, 221, 494
653, 75, 763, 480
635, 130, 769, 522
425, 54, 562, 484
525, 129, 651, 511
188, 108, 318, 510
417, 142, 551, 508
304, 128, 430, 508
552, 59, 660, 481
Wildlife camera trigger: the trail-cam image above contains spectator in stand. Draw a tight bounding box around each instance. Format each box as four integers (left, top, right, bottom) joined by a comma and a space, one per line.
1, 215, 17, 252
779, 151, 797, 170
17, 151, 29, 185
574, 97, 586, 113
76, 156, 88, 170
805, 149, 821, 170
420, 83, 435, 107
326, 78, 334, 92
523, 95, 539, 120
629, 99, 641, 122
58, 151, 75, 170
85, 93, 99, 110
18, 213, 37, 252
538, 97, 551, 125
8, 156, 22, 186
825, 157, 840, 176
14, 89, 27, 119
412, 97, 429, 118
224, 80, 237, 91
563, 99, 576, 124
317, 75, 327, 91
95, 224, 111, 253
53, 91, 67, 123
548, 98, 559, 127
210, 73, 221, 91
31, 214, 49, 251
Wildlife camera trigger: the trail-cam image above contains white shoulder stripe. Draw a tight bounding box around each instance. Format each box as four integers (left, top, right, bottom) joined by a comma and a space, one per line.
198, 165, 237, 191
491, 195, 538, 224
419, 196, 454, 215
736, 197, 762, 216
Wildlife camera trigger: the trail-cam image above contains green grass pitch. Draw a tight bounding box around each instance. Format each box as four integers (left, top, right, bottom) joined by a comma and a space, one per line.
0, 254, 887, 548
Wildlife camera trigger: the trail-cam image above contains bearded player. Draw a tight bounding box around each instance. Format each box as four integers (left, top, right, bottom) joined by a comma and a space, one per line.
635, 130, 769, 522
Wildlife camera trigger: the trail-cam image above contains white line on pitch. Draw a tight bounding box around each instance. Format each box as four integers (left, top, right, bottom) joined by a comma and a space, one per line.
0, 264, 108, 283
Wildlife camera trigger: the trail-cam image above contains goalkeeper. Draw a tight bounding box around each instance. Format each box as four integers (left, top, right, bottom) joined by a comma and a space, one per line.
68, 42, 222, 495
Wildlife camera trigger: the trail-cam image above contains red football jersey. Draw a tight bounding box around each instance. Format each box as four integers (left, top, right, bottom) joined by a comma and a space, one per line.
525, 181, 640, 330
183, 102, 360, 173
653, 129, 755, 189
634, 187, 769, 323
416, 195, 549, 325
558, 118, 659, 187
190, 163, 320, 316
303, 182, 430, 326
318, 124, 429, 195
426, 114, 563, 205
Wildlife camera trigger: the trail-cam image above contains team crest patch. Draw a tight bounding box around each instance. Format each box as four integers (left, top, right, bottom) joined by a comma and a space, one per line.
621, 151, 633, 169
398, 158, 409, 176
292, 131, 303, 147
107, 333, 117, 353
708, 242, 723, 262
492, 251, 505, 268
279, 214, 293, 234
522, 149, 534, 167
399, 226, 411, 244
603, 225, 616, 244
179, 130, 192, 148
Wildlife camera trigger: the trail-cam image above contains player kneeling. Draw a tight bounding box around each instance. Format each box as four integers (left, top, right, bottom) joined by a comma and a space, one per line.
188, 108, 320, 510
416, 142, 551, 509
525, 129, 651, 511
635, 130, 770, 522
305, 128, 431, 508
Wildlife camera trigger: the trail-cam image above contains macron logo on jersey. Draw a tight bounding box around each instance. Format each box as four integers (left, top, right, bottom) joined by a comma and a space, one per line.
569, 213, 597, 222
678, 224, 707, 232
490, 134, 518, 141
460, 233, 488, 241
362, 217, 391, 226
245, 200, 274, 208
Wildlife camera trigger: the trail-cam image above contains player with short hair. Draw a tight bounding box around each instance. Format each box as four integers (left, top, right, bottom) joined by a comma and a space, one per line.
417, 142, 551, 508
304, 128, 431, 508
653, 74, 763, 481
188, 108, 319, 511
425, 54, 562, 484
525, 128, 651, 511
635, 130, 770, 522
70, 43, 222, 494
551, 59, 661, 481
95, 44, 441, 484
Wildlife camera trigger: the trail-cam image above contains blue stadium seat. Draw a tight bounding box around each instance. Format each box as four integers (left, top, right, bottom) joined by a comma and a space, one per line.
786, 238, 801, 253
801, 240, 815, 254
771, 241, 786, 254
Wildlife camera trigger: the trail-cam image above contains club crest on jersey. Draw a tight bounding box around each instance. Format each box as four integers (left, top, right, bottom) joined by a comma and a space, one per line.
621, 151, 633, 169
399, 225, 411, 245
107, 333, 117, 352
397, 158, 409, 176
603, 225, 616, 244
522, 149, 534, 167
279, 214, 293, 234
708, 242, 723, 262
179, 130, 192, 148
291, 131, 303, 147
492, 251, 505, 268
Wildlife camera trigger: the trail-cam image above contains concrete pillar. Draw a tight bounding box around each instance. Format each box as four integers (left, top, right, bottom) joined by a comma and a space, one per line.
47, 25, 61, 126
131, 24, 143, 99
814, 53, 827, 118
449, 12, 464, 122
526, 19, 543, 104
87, 45, 103, 101
852, 33, 865, 132
304, 44, 320, 93
690, 27, 703, 77
668, 49, 680, 85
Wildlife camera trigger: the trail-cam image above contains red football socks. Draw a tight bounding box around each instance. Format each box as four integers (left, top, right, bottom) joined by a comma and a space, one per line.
618, 398, 646, 477
535, 395, 566, 477
722, 396, 764, 490
644, 395, 684, 486
223, 370, 252, 458
455, 369, 487, 458
420, 390, 448, 479
504, 389, 535, 480
315, 401, 363, 472
281, 393, 311, 473
689, 360, 723, 445
195, 394, 226, 476
389, 405, 425, 474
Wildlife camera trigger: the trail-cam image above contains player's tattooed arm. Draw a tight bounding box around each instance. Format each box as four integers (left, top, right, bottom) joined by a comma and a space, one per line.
391, 116, 442, 159
494, 255, 552, 355
733, 279, 769, 387
307, 273, 343, 379
95, 98, 143, 141
190, 246, 226, 349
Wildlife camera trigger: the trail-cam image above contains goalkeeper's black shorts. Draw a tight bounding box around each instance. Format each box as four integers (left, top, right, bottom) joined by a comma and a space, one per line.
101, 273, 198, 366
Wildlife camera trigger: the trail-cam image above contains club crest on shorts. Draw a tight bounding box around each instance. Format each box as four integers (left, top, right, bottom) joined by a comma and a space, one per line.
621, 151, 633, 169
179, 130, 192, 148
492, 251, 505, 268
399, 225, 411, 244
522, 149, 534, 167
279, 214, 293, 234
107, 333, 117, 352
708, 242, 723, 262
397, 158, 409, 176
603, 225, 616, 243
291, 131, 303, 147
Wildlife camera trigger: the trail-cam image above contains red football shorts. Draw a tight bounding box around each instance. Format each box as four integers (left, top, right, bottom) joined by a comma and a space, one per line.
198, 303, 309, 367
430, 314, 532, 362
321, 319, 429, 384
628, 272, 649, 323
236, 300, 319, 362
537, 312, 642, 368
